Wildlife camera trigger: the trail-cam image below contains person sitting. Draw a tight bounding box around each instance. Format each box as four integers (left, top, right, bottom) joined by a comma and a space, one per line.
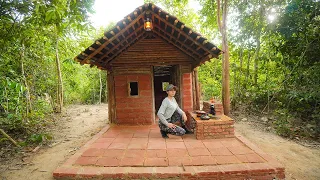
157, 84, 192, 138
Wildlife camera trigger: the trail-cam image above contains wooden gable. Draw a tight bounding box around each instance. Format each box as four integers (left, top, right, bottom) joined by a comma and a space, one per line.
111, 36, 193, 67
75, 3, 221, 70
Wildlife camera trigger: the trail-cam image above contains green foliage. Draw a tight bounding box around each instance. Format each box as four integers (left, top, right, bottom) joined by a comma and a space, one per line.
0, 0, 103, 146
196, 0, 319, 140
28, 133, 53, 144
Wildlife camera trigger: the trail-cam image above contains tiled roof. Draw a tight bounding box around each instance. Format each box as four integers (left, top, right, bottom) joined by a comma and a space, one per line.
75, 3, 221, 70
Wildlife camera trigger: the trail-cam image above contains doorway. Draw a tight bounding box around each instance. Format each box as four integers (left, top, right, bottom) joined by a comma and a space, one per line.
153, 65, 181, 112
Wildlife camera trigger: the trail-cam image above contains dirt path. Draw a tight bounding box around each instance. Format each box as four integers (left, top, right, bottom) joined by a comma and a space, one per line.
1, 104, 320, 180
235, 121, 320, 180
1, 104, 108, 180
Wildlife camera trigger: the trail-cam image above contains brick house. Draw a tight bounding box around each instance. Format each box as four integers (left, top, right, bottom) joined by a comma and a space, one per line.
75, 3, 221, 125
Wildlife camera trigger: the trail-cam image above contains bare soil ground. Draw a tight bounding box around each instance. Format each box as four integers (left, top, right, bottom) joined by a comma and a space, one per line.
0, 104, 108, 180
1, 104, 320, 180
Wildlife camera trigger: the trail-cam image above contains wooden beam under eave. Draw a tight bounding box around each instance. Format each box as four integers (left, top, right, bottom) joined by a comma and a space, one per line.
98, 25, 145, 62
153, 13, 217, 57
104, 32, 147, 65
81, 13, 145, 64
192, 53, 217, 69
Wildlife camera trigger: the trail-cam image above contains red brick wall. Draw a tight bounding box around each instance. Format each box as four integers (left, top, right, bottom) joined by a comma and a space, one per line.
114, 74, 153, 125
182, 73, 193, 112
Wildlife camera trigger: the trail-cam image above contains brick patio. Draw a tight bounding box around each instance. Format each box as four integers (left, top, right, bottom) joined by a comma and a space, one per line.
53, 125, 285, 179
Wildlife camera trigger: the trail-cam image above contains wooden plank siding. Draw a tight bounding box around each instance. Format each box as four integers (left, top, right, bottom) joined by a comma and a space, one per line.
111, 37, 193, 67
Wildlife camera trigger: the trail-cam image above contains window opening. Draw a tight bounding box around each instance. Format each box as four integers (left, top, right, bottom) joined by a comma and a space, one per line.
129, 82, 139, 96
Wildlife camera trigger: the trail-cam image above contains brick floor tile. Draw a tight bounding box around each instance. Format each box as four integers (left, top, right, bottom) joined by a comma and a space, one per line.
202, 141, 224, 149
168, 157, 192, 166
166, 142, 186, 149
184, 141, 206, 149
246, 162, 273, 171
90, 142, 112, 149
120, 157, 144, 166
149, 138, 165, 142
147, 141, 166, 149
146, 150, 167, 158
96, 157, 120, 167
131, 138, 148, 143
53, 167, 79, 178
102, 132, 119, 138
149, 132, 162, 138
144, 158, 168, 167
94, 138, 115, 143
220, 138, 243, 147
218, 163, 249, 173
214, 155, 240, 164
187, 148, 210, 156
82, 148, 105, 157
208, 147, 233, 156
227, 146, 254, 155
235, 154, 249, 163
124, 149, 146, 158
117, 133, 134, 138
166, 149, 188, 157
245, 153, 265, 163
128, 142, 148, 149
133, 132, 149, 138
190, 156, 216, 166
149, 124, 159, 129
103, 149, 125, 158
74, 156, 98, 165
166, 135, 183, 141
108, 142, 129, 149
182, 134, 197, 141
77, 166, 103, 177
113, 137, 132, 143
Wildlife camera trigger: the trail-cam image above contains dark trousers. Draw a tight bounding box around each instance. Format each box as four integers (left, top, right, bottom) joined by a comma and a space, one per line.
158, 111, 186, 136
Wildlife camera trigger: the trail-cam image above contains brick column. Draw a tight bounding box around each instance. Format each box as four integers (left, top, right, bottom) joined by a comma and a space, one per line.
182, 73, 193, 112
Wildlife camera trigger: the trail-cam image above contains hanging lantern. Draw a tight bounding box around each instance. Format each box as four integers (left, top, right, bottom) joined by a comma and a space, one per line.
144, 18, 153, 31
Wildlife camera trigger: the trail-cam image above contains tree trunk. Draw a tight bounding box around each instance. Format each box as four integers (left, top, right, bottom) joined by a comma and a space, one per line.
232, 62, 237, 108
20, 41, 32, 117
99, 72, 102, 104
55, 37, 63, 113
245, 51, 251, 89
253, 2, 264, 86
253, 34, 261, 85
217, 0, 230, 115
238, 48, 243, 101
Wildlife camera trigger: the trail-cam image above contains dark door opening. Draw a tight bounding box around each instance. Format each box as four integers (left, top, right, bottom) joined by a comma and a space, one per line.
153, 65, 181, 112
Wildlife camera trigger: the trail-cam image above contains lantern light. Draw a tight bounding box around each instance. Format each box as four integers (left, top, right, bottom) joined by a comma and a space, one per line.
144, 18, 153, 31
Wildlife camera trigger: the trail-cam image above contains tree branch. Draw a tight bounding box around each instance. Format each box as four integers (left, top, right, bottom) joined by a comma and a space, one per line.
0, 129, 20, 147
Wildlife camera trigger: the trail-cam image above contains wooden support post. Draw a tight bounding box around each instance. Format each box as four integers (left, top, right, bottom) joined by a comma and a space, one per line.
107, 71, 116, 124
194, 68, 200, 110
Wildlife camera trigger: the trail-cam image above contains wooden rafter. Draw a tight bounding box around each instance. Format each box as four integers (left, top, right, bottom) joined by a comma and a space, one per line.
153, 13, 217, 57
81, 13, 145, 63
104, 32, 147, 64
98, 25, 145, 62
154, 24, 202, 58
152, 29, 198, 60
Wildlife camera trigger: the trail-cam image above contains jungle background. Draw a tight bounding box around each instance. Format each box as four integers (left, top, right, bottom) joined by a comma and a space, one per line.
0, 0, 319, 152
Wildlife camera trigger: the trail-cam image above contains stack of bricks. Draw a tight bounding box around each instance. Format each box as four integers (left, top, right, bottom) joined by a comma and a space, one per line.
187, 112, 235, 140
202, 101, 224, 115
